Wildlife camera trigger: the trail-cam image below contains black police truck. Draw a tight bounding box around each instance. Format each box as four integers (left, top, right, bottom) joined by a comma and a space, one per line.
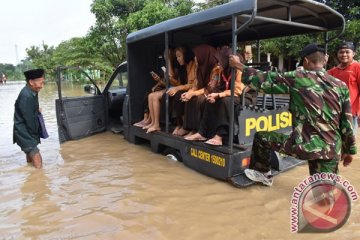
56, 0, 345, 187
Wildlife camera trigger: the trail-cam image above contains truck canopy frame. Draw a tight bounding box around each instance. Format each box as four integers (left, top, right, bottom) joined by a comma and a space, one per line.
127, 0, 344, 45
125, 0, 344, 146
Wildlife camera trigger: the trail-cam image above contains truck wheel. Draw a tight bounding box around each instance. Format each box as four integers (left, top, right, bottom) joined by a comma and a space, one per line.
163, 148, 182, 162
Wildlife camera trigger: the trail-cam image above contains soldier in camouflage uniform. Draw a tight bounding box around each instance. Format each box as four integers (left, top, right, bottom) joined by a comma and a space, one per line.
229, 43, 357, 186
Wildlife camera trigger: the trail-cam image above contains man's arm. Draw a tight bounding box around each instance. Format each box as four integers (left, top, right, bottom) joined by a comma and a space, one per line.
357, 63, 360, 118
229, 55, 290, 94
339, 86, 357, 166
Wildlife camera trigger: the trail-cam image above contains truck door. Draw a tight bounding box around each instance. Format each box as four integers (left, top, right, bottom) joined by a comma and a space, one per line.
55, 63, 128, 143
55, 67, 107, 143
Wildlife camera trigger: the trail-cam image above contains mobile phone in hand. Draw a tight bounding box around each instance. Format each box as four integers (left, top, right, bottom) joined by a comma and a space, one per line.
150, 71, 159, 80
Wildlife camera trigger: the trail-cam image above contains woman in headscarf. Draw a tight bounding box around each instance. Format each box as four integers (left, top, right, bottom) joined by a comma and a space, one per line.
167, 46, 197, 136
140, 48, 181, 133
180, 44, 219, 137
184, 47, 245, 145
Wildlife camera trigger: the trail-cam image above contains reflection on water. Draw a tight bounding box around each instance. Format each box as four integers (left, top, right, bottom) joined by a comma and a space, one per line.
0, 82, 359, 239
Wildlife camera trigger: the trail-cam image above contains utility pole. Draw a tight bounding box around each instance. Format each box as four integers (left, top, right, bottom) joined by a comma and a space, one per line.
15, 44, 19, 80
15, 44, 19, 64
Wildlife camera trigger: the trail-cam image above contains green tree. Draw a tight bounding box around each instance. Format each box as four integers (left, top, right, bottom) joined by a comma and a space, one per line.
260, 0, 360, 69
126, 0, 194, 32
0, 63, 15, 80
88, 0, 195, 67
314, 0, 360, 63
312, 0, 359, 47
197, 0, 230, 9
343, 20, 360, 49
53, 37, 114, 81
0, 61, 33, 81
315, 0, 360, 21
26, 43, 57, 80
89, 0, 147, 67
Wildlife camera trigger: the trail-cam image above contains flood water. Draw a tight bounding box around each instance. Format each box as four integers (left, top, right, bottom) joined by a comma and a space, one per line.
0, 82, 359, 239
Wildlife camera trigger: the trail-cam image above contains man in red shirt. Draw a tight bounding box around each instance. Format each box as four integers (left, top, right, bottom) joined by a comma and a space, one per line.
328, 42, 360, 133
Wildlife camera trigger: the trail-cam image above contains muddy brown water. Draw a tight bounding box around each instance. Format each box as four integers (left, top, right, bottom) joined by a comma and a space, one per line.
0, 82, 359, 239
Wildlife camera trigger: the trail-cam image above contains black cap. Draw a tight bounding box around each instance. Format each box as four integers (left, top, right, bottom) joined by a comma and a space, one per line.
337, 41, 355, 51
24, 69, 45, 81
300, 43, 325, 58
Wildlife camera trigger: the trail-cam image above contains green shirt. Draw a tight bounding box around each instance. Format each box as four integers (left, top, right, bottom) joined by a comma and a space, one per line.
13, 85, 40, 151
242, 67, 357, 160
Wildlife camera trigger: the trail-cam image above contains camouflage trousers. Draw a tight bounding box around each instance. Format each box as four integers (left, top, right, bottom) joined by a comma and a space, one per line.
249, 131, 339, 175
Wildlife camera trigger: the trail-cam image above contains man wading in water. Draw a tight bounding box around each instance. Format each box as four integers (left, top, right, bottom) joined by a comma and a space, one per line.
13, 69, 46, 168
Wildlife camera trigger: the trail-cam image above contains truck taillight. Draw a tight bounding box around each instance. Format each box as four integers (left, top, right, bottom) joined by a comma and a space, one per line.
242, 157, 251, 167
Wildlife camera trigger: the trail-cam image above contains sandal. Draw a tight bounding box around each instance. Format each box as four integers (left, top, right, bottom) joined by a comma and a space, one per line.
204, 136, 222, 146
184, 133, 207, 141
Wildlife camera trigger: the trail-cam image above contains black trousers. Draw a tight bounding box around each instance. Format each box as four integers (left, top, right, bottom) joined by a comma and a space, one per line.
199, 96, 240, 141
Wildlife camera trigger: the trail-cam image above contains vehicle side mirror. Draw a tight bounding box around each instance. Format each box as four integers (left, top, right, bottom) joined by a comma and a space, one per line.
84, 84, 96, 94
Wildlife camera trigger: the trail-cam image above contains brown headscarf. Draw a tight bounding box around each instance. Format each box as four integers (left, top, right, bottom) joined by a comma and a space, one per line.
206, 46, 233, 93
192, 44, 218, 89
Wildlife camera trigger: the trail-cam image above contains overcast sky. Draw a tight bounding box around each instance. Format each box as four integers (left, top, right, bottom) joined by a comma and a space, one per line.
0, 0, 207, 65
0, 0, 95, 65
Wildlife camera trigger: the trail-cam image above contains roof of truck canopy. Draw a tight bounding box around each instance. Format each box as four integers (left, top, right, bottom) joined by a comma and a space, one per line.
126, 0, 344, 44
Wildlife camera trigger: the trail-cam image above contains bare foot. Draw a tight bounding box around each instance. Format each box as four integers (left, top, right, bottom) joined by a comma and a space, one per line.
133, 120, 145, 127
172, 126, 181, 135
205, 135, 222, 146
143, 119, 151, 125
176, 127, 189, 136
184, 132, 207, 141
184, 131, 195, 138
146, 126, 160, 133
142, 123, 153, 130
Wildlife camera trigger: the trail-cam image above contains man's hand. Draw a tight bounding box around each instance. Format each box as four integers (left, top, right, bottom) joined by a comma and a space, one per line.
341, 153, 353, 167
229, 55, 244, 70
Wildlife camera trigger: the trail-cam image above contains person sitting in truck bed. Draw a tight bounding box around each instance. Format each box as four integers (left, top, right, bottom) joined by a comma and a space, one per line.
184, 47, 244, 145
134, 48, 176, 129
167, 46, 197, 136
133, 70, 165, 128
180, 44, 220, 137
143, 48, 183, 133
